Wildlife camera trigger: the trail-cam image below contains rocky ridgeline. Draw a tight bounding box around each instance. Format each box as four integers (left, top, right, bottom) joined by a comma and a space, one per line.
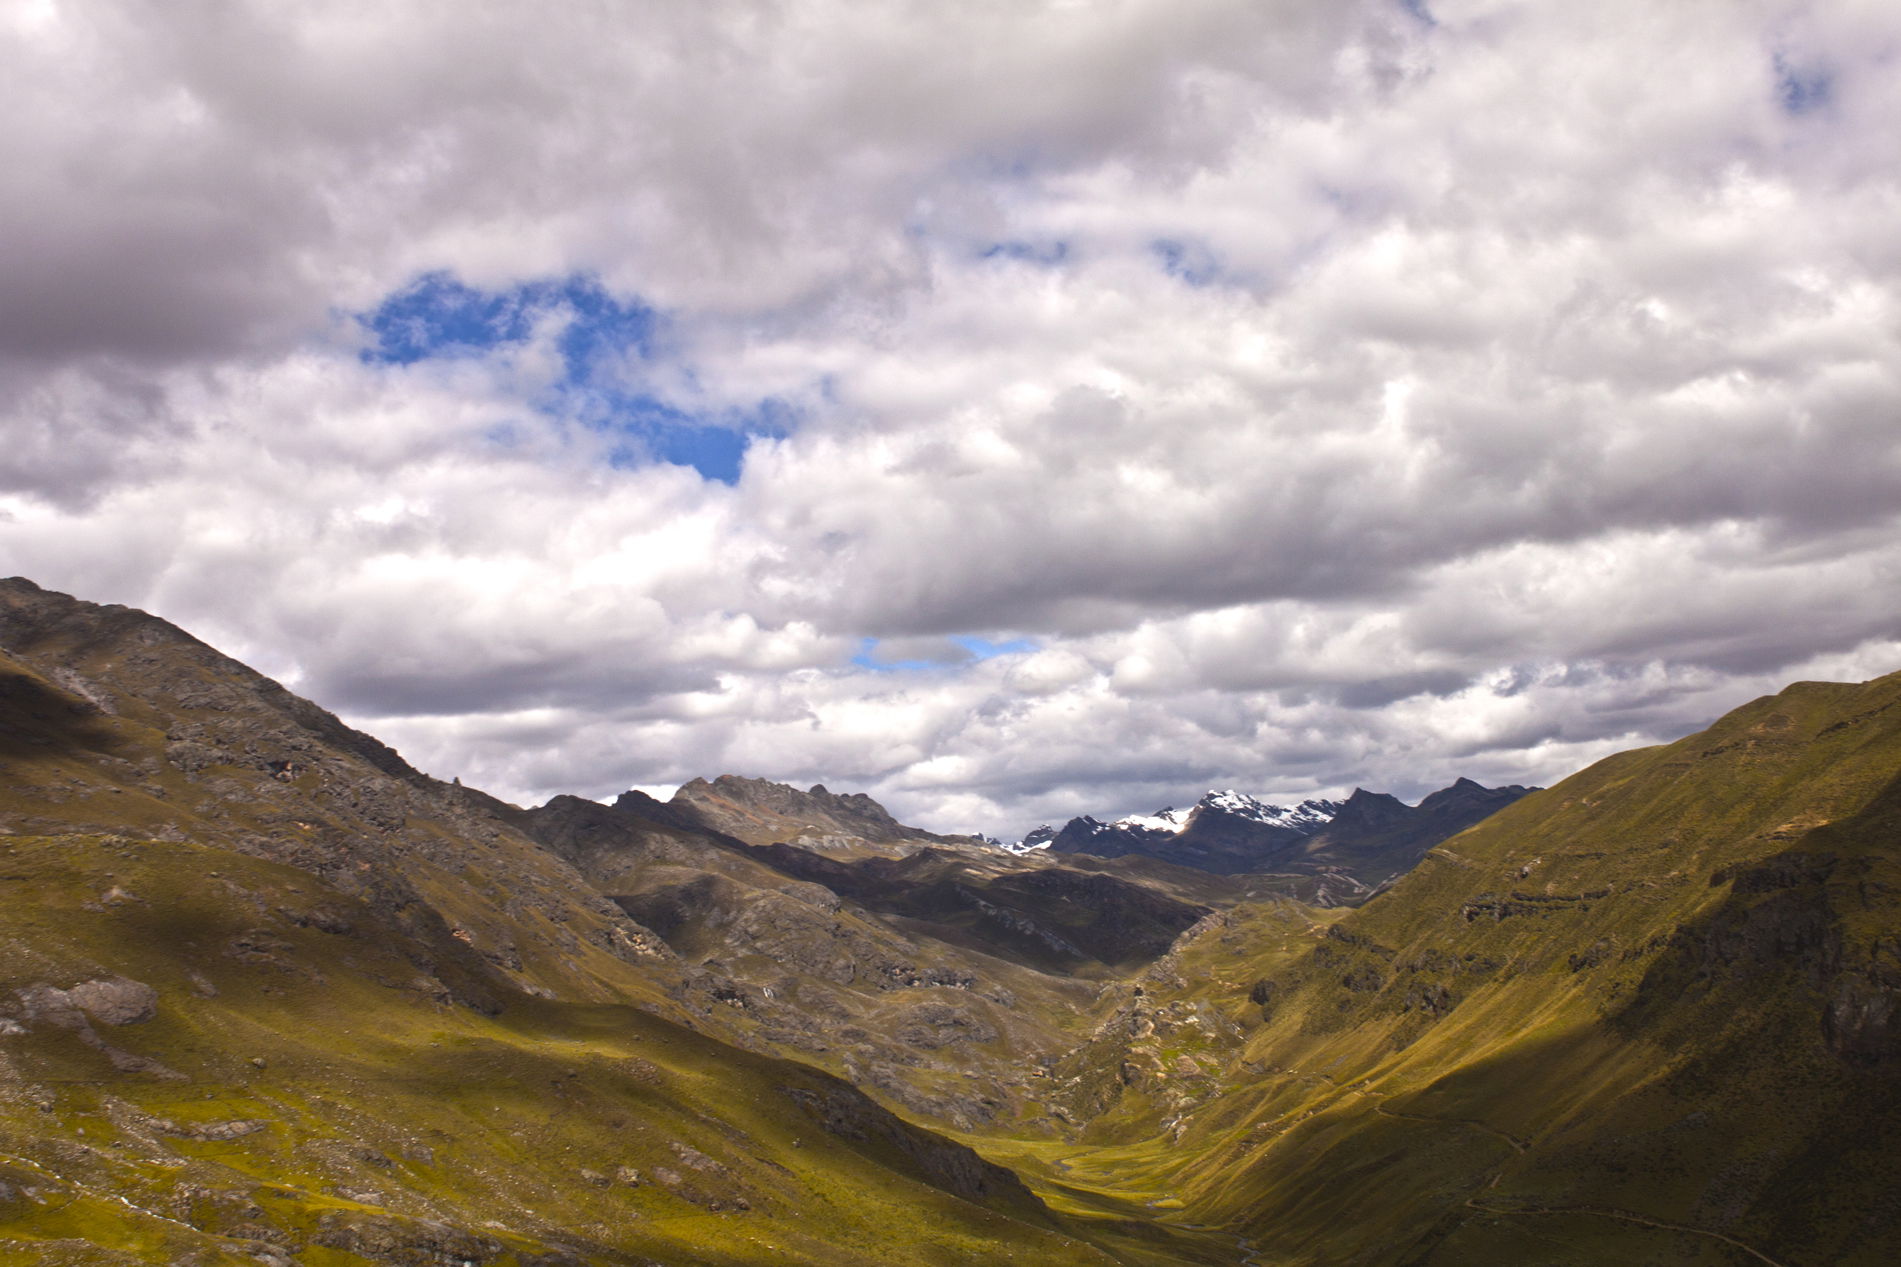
670, 774, 988, 855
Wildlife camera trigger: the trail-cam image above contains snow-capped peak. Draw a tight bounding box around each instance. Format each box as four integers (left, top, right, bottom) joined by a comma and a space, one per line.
1110, 805, 1193, 833
1196, 789, 1341, 832
1002, 824, 1059, 854
1201, 789, 1268, 820
1000, 791, 1343, 854
1107, 790, 1343, 837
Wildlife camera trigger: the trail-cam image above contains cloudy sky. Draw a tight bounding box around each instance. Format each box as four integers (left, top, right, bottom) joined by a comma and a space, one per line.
4, 0, 1899, 838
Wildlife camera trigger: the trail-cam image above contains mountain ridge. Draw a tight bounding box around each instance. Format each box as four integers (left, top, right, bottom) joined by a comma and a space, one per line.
670, 774, 989, 856
1038, 777, 1535, 888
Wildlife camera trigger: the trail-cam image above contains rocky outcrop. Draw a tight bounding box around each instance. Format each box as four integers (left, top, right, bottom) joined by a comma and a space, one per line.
1632, 846, 1901, 1065
671, 775, 981, 854
18, 977, 158, 1027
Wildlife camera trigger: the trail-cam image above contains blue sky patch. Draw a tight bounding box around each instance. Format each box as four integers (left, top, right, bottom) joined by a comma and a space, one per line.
1774, 53, 1831, 115
980, 240, 1070, 266
598, 396, 794, 485
851, 634, 1037, 673
950, 635, 1037, 660
359, 272, 656, 367
851, 639, 934, 672
1151, 238, 1224, 287
356, 272, 787, 484
1399, 0, 1435, 25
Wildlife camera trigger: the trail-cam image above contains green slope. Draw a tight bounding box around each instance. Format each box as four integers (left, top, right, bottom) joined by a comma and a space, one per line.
0, 833, 1127, 1266
1010, 673, 1901, 1264
0, 579, 1138, 1265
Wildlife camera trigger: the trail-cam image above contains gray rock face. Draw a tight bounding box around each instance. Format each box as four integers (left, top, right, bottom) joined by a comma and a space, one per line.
18, 977, 157, 1027
668, 775, 982, 852
65, 976, 159, 1026
895, 1002, 1000, 1049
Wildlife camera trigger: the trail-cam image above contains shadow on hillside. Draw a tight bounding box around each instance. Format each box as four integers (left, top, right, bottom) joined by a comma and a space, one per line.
1612, 765, 1901, 1057
1227, 1035, 1563, 1262
1231, 1016, 1783, 1264
0, 666, 121, 759
1347, 781, 1901, 1265
747, 841, 1207, 974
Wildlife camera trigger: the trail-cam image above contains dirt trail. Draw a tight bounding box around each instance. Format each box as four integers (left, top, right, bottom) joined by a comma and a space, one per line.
1371, 1101, 1529, 1152
1465, 1200, 1790, 1267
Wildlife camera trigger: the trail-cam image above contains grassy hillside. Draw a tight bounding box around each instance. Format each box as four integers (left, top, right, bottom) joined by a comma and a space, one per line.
0, 580, 1142, 1265
0, 832, 1132, 1266
1003, 674, 1901, 1264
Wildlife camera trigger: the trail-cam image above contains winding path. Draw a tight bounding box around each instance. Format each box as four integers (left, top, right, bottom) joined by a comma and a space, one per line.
1463, 1200, 1791, 1267
1370, 1101, 1529, 1153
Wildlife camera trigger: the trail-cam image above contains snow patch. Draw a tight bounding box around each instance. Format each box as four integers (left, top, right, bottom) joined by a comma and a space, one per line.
1001, 824, 1059, 854
1111, 805, 1192, 833
997, 790, 1343, 854
1116, 790, 1342, 837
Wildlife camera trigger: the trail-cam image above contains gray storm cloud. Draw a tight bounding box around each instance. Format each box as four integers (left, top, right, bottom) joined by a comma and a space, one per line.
2, 0, 1898, 836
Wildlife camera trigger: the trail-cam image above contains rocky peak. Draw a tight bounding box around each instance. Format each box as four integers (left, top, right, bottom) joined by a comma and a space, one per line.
668, 774, 969, 853
1003, 824, 1059, 854
678, 775, 899, 828
1414, 777, 1534, 817
1181, 790, 1343, 835
1324, 788, 1412, 832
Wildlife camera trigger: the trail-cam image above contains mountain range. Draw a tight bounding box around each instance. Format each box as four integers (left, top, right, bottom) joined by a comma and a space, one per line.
1023, 778, 1536, 893
1, 575, 1896, 1264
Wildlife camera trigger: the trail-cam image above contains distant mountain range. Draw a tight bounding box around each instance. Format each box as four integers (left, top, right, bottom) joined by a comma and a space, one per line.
1013, 778, 1536, 883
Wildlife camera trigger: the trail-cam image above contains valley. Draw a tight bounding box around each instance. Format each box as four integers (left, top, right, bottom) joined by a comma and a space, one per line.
1, 576, 1896, 1265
